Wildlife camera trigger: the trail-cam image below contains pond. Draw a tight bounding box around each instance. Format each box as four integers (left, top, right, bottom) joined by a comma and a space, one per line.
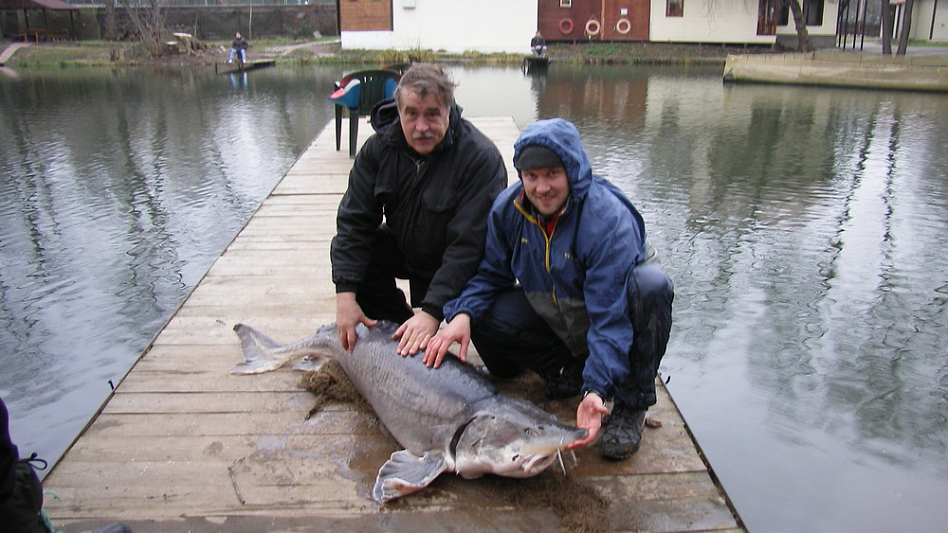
2, 63, 947, 532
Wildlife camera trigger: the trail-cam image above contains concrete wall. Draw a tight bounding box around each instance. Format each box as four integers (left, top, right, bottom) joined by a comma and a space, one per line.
1, 5, 337, 41
343, 0, 537, 54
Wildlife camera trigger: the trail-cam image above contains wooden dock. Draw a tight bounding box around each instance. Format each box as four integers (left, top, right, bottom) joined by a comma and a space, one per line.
521, 55, 551, 74
42, 118, 743, 532
0, 42, 28, 66
214, 59, 277, 75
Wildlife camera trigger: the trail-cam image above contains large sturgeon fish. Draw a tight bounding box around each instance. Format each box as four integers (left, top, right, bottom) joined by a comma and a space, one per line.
231, 320, 588, 502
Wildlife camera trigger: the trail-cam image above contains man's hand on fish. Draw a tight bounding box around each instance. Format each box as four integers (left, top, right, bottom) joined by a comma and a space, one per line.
336, 292, 378, 352
394, 311, 440, 357
424, 313, 472, 368
569, 392, 607, 449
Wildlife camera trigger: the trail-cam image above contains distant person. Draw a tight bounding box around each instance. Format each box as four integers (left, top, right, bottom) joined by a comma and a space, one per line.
228, 32, 249, 63
531, 31, 547, 57
425, 118, 674, 461
331, 64, 508, 355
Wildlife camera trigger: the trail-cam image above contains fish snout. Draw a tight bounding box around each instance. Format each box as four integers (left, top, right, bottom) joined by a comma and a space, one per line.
524, 427, 588, 454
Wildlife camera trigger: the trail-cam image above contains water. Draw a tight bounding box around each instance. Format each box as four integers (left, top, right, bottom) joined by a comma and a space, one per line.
2, 63, 948, 532
0, 65, 336, 477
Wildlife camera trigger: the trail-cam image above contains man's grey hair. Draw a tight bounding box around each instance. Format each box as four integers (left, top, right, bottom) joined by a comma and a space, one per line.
394, 63, 456, 109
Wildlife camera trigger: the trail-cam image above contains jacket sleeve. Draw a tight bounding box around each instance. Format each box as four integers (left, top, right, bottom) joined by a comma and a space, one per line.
330, 137, 384, 293
579, 203, 645, 401
420, 132, 508, 320
443, 187, 519, 323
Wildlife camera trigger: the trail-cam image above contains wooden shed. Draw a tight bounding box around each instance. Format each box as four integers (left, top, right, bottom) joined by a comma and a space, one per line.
539, 0, 649, 42
0, 0, 78, 40
339, 0, 392, 32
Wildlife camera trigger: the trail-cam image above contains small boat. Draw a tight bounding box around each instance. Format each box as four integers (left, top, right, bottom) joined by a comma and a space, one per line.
215, 59, 276, 75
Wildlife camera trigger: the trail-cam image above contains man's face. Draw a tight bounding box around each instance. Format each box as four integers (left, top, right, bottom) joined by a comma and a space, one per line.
521, 166, 569, 216
398, 90, 450, 155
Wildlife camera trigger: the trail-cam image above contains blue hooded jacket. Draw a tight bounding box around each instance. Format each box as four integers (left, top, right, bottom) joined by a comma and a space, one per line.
443, 118, 648, 400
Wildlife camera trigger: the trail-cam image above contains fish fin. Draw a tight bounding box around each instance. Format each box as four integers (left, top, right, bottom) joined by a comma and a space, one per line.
230, 324, 288, 375
373, 449, 448, 502
230, 359, 284, 375
291, 355, 329, 373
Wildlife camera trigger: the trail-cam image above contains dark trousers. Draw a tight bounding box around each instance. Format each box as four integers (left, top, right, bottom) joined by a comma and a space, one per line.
471, 264, 673, 410
354, 225, 431, 324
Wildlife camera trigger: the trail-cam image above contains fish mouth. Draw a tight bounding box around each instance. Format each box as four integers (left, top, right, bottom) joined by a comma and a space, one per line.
517, 428, 588, 475
521, 451, 561, 474
520, 428, 588, 455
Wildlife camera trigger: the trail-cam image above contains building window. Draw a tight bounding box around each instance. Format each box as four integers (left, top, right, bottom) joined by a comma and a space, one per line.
777, 0, 825, 26
667, 0, 683, 17
560, 0, 572, 7
803, 0, 824, 25
758, 0, 778, 35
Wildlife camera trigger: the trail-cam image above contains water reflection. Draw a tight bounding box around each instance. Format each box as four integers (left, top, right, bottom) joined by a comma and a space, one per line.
0, 66, 338, 473
2, 63, 947, 532
457, 64, 948, 531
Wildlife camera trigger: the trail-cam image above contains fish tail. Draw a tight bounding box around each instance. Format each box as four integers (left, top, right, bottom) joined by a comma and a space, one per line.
230, 324, 291, 374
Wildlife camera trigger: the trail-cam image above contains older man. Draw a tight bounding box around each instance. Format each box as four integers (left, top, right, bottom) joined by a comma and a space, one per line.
331, 64, 508, 354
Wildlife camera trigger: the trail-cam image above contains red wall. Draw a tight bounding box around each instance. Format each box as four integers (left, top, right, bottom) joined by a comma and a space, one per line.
539, 0, 649, 42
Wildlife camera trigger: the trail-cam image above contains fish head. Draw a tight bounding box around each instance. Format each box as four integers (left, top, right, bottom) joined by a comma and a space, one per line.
451, 397, 587, 479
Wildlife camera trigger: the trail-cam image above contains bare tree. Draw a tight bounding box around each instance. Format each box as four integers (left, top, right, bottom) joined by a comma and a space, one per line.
896, 0, 915, 55
784, 0, 815, 52
104, 0, 116, 41
122, 0, 167, 56
880, 0, 894, 55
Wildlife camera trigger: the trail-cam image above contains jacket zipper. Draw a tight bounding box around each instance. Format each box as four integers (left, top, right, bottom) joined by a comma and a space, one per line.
537, 219, 557, 306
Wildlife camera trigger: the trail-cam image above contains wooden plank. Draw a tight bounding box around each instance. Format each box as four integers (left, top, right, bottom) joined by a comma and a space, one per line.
102, 391, 315, 414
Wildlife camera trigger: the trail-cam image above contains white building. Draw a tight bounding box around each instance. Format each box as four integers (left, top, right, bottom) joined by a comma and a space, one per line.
339, 0, 842, 52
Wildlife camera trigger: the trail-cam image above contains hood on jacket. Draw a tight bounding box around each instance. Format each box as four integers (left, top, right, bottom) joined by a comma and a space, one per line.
513, 118, 593, 200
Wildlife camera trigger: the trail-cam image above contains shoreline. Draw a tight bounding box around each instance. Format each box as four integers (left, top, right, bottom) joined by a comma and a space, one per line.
3, 36, 946, 70
1, 38, 772, 69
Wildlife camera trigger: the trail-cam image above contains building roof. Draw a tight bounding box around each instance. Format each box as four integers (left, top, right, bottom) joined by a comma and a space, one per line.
0, 0, 77, 10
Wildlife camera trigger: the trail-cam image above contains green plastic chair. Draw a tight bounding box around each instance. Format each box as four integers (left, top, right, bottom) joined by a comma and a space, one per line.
328, 69, 401, 158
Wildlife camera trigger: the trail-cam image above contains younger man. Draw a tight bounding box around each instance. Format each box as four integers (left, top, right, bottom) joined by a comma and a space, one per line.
425, 118, 673, 460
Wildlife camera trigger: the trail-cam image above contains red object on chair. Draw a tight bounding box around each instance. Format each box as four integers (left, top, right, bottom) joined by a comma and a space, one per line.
327, 69, 401, 158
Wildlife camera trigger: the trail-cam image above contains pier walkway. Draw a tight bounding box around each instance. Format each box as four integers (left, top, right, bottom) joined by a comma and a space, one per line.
43, 118, 743, 532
